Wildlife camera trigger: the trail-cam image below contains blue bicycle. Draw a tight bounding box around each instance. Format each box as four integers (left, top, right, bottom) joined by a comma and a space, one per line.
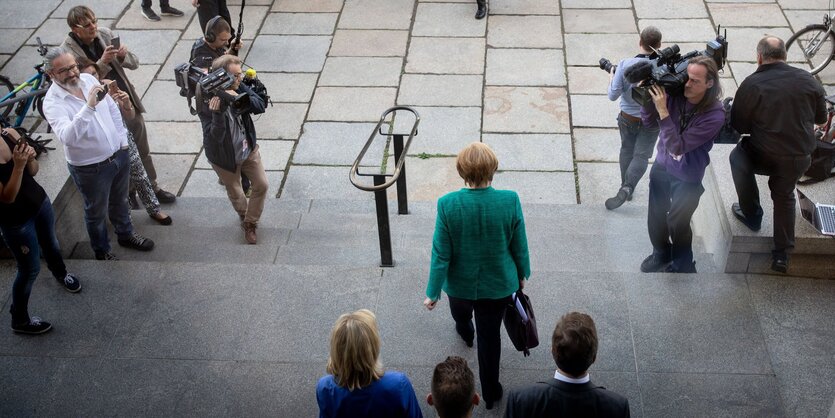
0, 37, 50, 128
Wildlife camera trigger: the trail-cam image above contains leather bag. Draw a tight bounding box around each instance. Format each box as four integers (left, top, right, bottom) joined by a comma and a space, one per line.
504, 289, 539, 357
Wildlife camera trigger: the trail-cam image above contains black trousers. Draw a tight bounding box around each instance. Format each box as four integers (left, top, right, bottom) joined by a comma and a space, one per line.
196, 0, 233, 38
647, 163, 704, 271
729, 140, 811, 256
448, 295, 509, 401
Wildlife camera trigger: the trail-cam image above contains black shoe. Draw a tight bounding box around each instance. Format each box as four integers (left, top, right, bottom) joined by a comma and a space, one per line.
58, 273, 81, 293
771, 255, 788, 273
640, 253, 671, 272
485, 383, 503, 410
159, 5, 184, 16
118, 233, 155, 251
605, 186, 632, 210
141, 7, 161, 21
475, 3, 487, 19
129, 190, 140, 210
665, 261, 697, 273
12, 316, 52, 335
150, 213, 173, 225
732, 203, 761, 232
626, 188, 633, 201
95, 251, 119, 261
155, 188, 176, 204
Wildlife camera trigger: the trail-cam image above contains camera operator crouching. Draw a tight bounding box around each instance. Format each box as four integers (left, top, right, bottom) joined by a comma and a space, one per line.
640, 56, 725, 274
200, 55, 268, 245
604, 26, 663, 210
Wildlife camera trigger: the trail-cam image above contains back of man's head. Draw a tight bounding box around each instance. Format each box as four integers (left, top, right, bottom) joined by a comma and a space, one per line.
639, 26, 662, 50
552, 312, 598, 378
757, 36, 787, 63
429, 356, 477, 418
211, 54, 242, 73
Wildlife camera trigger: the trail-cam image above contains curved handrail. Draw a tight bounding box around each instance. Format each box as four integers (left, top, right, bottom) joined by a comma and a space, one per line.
349, 106, 420, 192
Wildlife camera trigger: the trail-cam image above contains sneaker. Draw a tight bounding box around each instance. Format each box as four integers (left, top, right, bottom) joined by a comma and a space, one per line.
12, 316, 52, 335
141, 7, 161, 21
640, 253, 671, 273
58, 273, 81, 293
732, 203, 761, 232
154, 188, 176, 204
243, 221, 257, 245
159, 5, 184, 16
605, 186, 632, 210
95, 251, 119, 261
771, 254, 788, 273
118, 232, 155, 251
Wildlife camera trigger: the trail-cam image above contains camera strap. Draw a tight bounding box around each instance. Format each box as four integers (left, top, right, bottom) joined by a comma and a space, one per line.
678, 98, 698, 135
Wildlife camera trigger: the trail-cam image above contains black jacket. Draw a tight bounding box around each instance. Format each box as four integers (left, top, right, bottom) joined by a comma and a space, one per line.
731, 61, 827, 156
504, 379, 630, 418
198, 83, 265, 172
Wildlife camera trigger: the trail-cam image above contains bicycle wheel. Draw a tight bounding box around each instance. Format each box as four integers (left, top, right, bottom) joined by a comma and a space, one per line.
787, 24, 835, 75
0, 75, 15, 120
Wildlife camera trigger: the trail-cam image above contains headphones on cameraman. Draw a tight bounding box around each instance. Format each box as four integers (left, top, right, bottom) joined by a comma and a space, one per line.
205, 16, 224, 43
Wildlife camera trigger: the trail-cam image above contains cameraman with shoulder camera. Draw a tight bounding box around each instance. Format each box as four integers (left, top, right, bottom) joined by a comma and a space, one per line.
200, 55, 268, 245
729, 36, 826, 274
640, 56, 725, 273
605, 26, 663, 210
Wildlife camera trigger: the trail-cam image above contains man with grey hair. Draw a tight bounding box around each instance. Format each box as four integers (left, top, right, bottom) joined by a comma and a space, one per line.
729, 36, 827, 273
42, 48, 155, 260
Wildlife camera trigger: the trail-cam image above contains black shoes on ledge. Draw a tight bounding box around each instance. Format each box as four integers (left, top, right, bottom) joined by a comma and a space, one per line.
142, 6, 184, 21
731, 203, 761, 231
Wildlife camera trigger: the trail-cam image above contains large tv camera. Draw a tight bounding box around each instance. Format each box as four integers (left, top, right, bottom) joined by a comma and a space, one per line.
603, 29, 728, 106
174, 63, 252, 115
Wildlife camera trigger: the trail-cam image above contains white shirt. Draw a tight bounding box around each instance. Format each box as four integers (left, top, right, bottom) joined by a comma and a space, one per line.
43, 73, 128, 166
554, 369, 590, 384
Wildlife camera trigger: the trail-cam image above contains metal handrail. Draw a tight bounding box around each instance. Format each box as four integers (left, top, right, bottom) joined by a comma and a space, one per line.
350, 106, 420, 192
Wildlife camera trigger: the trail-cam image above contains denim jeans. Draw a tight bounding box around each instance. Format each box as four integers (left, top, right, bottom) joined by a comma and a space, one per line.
1, 198, 67, 326
617, 113, 660, 190
67, 148, 133, 254
647, 163, 705, 271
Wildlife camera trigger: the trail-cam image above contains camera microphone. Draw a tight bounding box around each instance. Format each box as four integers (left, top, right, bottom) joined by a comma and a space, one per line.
624, 61, 654, 84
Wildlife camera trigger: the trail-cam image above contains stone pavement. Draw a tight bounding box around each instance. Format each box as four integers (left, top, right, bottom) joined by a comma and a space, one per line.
1, 0, 835, 417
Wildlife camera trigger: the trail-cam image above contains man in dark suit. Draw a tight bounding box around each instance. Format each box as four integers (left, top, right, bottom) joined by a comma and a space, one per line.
504, 312, 630, 417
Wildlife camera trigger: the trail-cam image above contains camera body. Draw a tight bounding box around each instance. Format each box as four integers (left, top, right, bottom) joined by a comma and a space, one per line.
174, 63, 252, 115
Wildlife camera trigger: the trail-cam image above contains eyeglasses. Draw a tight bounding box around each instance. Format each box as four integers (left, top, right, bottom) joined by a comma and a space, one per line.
232, 72, 243, 79
74, 18, 97, 29
55, 64, 81, 76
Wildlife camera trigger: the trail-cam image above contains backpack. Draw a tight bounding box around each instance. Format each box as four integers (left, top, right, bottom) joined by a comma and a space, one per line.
799, 139, 835, 184
714, 97, 741, 144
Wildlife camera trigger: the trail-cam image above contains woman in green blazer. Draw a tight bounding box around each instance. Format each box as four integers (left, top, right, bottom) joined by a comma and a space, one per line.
423, 142, 531, 410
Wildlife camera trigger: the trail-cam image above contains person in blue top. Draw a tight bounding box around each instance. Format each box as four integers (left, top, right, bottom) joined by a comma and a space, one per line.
316, 309, 423, 418
605, 26, 663, 210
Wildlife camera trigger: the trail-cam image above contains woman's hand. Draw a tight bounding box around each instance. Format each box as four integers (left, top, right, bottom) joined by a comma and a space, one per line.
423, 298, 437, 311
648, 84, 669, 120
12, 141, 34, 170
519, 278, 525, 290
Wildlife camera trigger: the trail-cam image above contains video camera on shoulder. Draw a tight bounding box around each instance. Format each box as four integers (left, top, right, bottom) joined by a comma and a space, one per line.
174, 63, 252, 115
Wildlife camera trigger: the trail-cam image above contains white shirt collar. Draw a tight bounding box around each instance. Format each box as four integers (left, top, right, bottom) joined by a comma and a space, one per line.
554, 369, 590, 384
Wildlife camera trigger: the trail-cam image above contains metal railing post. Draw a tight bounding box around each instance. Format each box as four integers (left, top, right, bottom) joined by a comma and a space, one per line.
392, 134, 409, 215
373, 175, 394, 267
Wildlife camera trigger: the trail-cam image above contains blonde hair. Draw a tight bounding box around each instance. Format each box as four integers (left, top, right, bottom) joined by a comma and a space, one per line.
456, 142, 498, 187
326, 309, 384, 391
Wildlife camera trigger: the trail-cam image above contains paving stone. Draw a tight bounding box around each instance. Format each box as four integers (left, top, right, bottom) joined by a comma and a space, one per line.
114, 30, 180, 65
729, 61, 759, 84
493, 171, 578, 204
255, 72, 318, 102
563, 9, 637, 34
223, 5, 269, 40
398, 74, 483, 107
182, 168, 230, 197
116, 1, 195, 29
412, 3, 486, 37
26, 133, 68, 201
151, 153, 195, 196
634, 0, 708, 19
181, 14, 204, 40
395, 106, 481, 155
143, 80, 199, 121
260, 12, 338, 35
51, 0, 131, 19
638, 19, 718, 43
0, 29, 33, 54
708, 3, 790, 28
272, 0, 344, 12
338, 0, 414, 30
487, 15, 562, 49
562, 0, 631, 7
308, 87, 397, 122
256, 139, 295, 170
282, 165, 371, 199
0, 55, 10, 72
246, 35, 331, 72
784, 10, 829, 32
724, 27, 794, 62
574, 128, 639, 163
571, 95, 620, 128
294, 122, 384, 165
126, 63, 159, 99
489, 0, 560, 15
405, 37, 485, 75
486, 49, 565, 86
482, 134, 574, 171
156, 40, 194, 81
567, 66, 611, 94
640, 372, 782, 417
1, 46, 49, 86
320, 57, 403, 87
483, 87, 570, 133
26, 18, 112, 47
0, 0, 59, 28
385, 156, 461, 201
329, 30, 409, 57
778, 0, 829, 8
146, 121, 203, 154
565, 34, 637, 66
578, 161, 651, 205
252, 102, 309, 139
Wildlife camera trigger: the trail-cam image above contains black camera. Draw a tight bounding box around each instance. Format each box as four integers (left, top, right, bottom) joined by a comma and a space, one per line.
598, 58, 616, 73
174, 63, 251, 115
604, 29, 728, 106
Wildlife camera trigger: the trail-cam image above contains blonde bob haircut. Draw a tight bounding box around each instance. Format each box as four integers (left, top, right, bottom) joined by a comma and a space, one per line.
326, 309, 384, 391
456, 142, 498, 187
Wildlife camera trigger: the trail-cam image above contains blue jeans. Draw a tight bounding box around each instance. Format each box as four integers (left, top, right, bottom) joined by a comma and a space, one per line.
617, 113, 660, 190
67, 148, 133, 254
1, 198, 67, 326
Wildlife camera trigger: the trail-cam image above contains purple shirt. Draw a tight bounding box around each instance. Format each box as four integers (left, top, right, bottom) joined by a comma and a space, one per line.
642, 96, 724, 183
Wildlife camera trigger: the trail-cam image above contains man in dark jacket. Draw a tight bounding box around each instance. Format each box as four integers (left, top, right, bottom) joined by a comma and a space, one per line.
729, 36, 827, 273
504, 312, 630, 417
199, 55, 267, 244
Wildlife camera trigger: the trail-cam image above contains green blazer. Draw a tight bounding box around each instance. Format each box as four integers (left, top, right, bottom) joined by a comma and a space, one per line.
426, 187, 531, 301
